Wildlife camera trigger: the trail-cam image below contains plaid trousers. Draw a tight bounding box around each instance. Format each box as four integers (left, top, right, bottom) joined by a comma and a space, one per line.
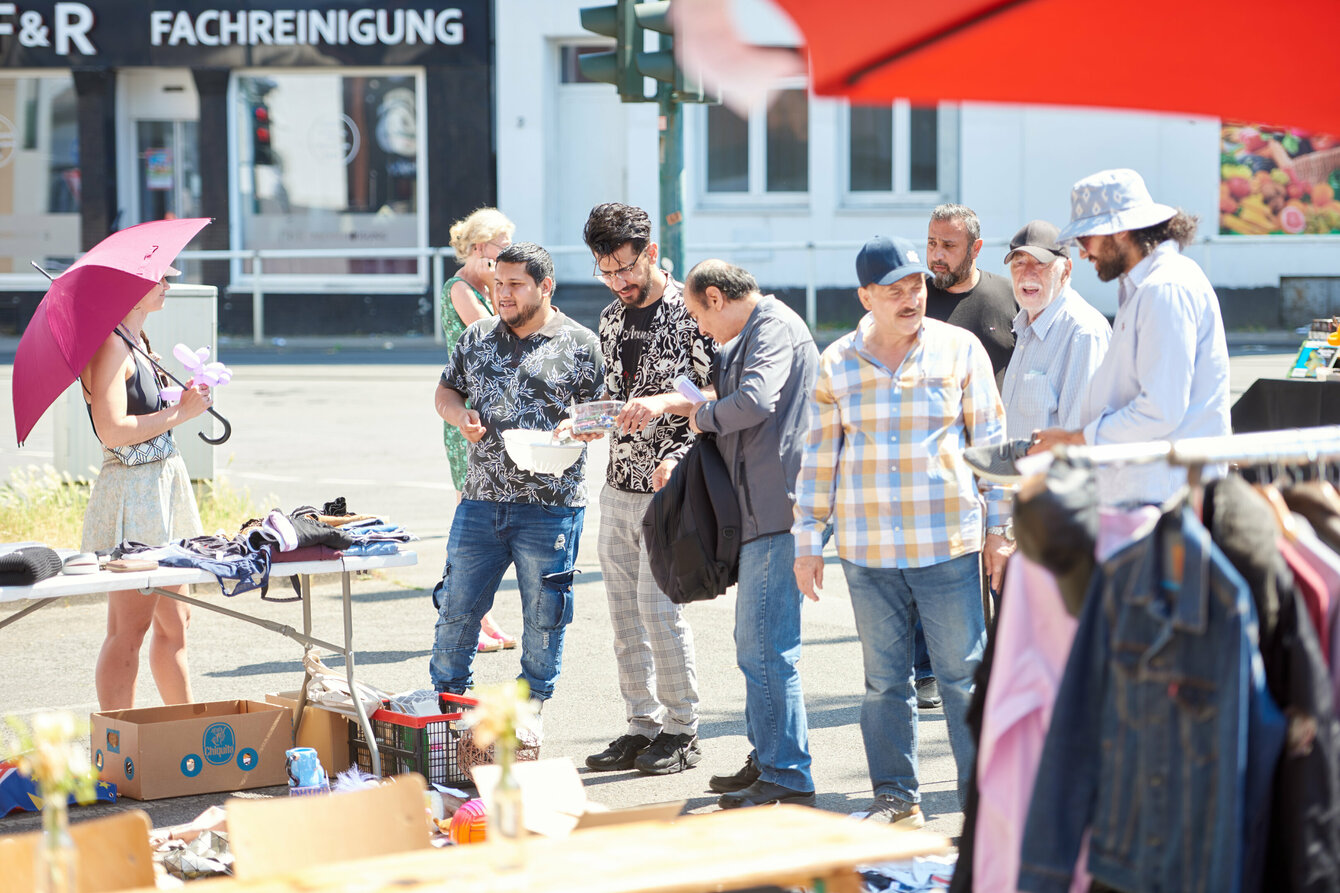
597, 484, 700, 736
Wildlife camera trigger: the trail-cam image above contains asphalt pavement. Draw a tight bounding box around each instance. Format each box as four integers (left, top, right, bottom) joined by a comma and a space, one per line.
0, 339, 1303, 843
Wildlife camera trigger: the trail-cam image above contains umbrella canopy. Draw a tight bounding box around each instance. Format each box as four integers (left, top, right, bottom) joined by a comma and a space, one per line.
12, 217, 211, 446
771, 0, 1340, 135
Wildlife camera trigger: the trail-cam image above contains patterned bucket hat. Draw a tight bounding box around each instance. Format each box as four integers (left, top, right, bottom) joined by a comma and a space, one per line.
1057, 169, 1175, 242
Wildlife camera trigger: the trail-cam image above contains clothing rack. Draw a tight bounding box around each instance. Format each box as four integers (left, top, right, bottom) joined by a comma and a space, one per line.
1050, 424, 1340, 469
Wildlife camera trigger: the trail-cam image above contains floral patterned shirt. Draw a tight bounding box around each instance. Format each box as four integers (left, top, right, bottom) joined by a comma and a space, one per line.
598, 276, 716, 493
441, 311, 604, 506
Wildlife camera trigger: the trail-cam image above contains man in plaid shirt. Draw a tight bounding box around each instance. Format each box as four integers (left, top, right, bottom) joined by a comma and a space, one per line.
793, 235, 1012, 828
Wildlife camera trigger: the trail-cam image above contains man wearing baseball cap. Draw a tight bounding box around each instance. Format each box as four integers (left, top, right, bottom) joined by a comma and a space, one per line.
1000, 220, 1111, 443
793, 235, 1010, 827
1030, 169, 1231, 503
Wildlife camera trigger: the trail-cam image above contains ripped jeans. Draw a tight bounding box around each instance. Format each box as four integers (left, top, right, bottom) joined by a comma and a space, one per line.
430, 499, 585, 701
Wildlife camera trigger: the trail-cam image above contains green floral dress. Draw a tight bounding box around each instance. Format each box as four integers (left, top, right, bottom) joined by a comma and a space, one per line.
441, 275, 494, 489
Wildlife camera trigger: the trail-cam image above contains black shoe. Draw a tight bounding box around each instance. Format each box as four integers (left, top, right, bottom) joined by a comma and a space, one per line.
717, 779, 816, 809
585, 734, 653, 771
962, 438, 1034, 483
709, 754, 762, 793
916, 677, 942, 709
633, 732, 702, 775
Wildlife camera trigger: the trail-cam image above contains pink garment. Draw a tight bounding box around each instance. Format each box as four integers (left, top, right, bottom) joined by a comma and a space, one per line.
1280, 536, 1331, 664
974, 506, 1159, 892
1291, 518, 1340, 706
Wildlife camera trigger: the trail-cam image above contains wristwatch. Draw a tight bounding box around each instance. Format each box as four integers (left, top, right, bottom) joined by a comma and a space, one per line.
986, 522, 1015, 543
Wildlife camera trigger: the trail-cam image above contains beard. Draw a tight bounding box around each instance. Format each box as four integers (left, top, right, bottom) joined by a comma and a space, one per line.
931, 251, 974, 290
501, 301, 541, 329
617, 279, 652, 307
1092, 248, 1128, 282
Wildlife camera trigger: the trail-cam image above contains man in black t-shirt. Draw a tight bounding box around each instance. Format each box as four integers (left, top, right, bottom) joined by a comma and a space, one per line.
911, 204, 1015, 711
577, 203, 715, 779
925, 203, 1017, 380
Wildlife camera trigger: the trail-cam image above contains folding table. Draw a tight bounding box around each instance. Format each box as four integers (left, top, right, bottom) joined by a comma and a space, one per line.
0, 550, 418, 776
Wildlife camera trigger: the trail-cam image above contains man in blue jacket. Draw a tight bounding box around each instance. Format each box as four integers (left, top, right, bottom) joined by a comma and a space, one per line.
672, 258, 820, 808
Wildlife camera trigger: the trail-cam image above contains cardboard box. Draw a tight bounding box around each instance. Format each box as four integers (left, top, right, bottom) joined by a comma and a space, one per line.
264, 691, 352, 777
91, 700, 291, 800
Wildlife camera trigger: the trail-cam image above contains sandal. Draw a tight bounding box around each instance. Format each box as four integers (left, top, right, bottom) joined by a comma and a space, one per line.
480, 616, 518, 650
477, 632, 504, 653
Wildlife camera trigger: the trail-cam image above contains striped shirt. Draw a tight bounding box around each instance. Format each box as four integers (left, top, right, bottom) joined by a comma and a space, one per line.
1000, 286, 1112, 438
794, 315, 1010, 569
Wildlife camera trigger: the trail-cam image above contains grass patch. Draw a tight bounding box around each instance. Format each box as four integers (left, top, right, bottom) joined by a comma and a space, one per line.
0, 465, 266, 549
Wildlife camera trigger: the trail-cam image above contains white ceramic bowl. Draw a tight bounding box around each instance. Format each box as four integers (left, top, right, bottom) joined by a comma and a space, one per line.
502, 429, 585, 475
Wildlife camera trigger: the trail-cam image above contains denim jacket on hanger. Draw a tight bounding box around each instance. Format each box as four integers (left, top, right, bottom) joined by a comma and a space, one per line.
1018, 503, 1276, 893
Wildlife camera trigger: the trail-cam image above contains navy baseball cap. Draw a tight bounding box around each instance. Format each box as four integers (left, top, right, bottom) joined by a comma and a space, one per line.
856, 235, 931, 288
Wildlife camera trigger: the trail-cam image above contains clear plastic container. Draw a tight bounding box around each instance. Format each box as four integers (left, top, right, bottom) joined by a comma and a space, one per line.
569, 400, 625, 435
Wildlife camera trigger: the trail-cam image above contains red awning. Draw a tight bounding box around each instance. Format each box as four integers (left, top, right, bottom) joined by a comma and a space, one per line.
771, 0, 1340, 134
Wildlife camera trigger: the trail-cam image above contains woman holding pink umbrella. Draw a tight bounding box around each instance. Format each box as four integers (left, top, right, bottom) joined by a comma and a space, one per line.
80, 267, 214, 710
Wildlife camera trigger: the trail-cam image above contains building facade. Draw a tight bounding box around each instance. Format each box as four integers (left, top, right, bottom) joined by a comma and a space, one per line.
497, 0, 1340, 331
0, 0, 494, 337
3, 1, 1336, 338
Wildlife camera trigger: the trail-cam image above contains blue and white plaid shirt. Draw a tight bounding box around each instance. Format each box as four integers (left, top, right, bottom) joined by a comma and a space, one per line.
794, 315, 1009, 569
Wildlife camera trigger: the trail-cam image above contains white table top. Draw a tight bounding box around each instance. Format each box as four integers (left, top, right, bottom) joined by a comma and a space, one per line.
0, 550, 418, 605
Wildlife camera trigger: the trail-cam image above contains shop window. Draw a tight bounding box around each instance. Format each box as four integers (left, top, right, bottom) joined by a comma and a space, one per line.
704, 88, 809, 197
232, 71, 425, 284
845, 101, 943, 199
0, 74, 80, 280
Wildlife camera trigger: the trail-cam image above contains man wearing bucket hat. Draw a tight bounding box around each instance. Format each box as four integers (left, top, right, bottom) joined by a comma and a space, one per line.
1030, 169, 1231, 504
794, 235, 1010, 827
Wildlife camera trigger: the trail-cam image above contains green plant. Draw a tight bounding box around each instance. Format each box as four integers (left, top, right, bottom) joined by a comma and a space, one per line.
0, 464, 267, 547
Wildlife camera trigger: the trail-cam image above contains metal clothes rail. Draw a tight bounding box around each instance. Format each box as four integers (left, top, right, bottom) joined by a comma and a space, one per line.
1051, 425, 1340, 469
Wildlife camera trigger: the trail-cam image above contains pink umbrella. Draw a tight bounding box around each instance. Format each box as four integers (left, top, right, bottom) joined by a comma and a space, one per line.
12, 217, 213, 446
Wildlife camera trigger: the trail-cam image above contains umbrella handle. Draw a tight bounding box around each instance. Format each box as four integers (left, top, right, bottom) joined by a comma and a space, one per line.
199, 409, 232, 445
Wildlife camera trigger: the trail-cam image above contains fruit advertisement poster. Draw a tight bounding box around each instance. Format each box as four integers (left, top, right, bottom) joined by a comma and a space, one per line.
1221, 124, 1340, 235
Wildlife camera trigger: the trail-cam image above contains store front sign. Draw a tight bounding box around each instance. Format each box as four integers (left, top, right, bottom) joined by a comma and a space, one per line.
0, 1, 486, 67
148, 8, 463, 50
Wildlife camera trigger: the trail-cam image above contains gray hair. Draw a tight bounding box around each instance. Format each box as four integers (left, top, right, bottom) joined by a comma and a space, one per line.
685, 258, 759, 302
930, 203, 981, 243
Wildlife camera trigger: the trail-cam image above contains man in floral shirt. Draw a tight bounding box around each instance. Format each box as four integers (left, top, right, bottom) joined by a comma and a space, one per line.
430, 242, 604, 704
578, 203, 715, 775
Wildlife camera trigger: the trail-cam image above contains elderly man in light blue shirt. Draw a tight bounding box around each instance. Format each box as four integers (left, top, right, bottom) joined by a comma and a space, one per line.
1031, 169, 1231, 504
1000, 220, 1111, 439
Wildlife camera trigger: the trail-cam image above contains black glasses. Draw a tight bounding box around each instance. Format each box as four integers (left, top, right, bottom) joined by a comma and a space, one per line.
593, 247, 645, 285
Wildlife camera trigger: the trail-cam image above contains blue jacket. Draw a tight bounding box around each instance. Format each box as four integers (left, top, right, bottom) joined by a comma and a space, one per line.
1019, 504, 1280, 893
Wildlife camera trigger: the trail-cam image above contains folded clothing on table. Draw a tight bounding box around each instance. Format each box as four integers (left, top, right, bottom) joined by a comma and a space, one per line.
0, 545, 65, 585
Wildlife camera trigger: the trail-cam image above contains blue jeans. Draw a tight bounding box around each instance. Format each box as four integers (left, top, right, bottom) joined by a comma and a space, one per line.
841, 553, 986, 808
429, 500, 584, 701
913, 615, 933, 682
736, 532, 813, 792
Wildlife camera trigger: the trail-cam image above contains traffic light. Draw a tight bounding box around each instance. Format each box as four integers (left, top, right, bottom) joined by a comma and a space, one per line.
633, 1, 710, 104
251, 102, 274, 166
578, 1, 643, 102
578, 1, 713, 104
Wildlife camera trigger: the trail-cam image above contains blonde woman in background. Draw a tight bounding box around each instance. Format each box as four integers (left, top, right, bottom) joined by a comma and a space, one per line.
441, 207, 516, 652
